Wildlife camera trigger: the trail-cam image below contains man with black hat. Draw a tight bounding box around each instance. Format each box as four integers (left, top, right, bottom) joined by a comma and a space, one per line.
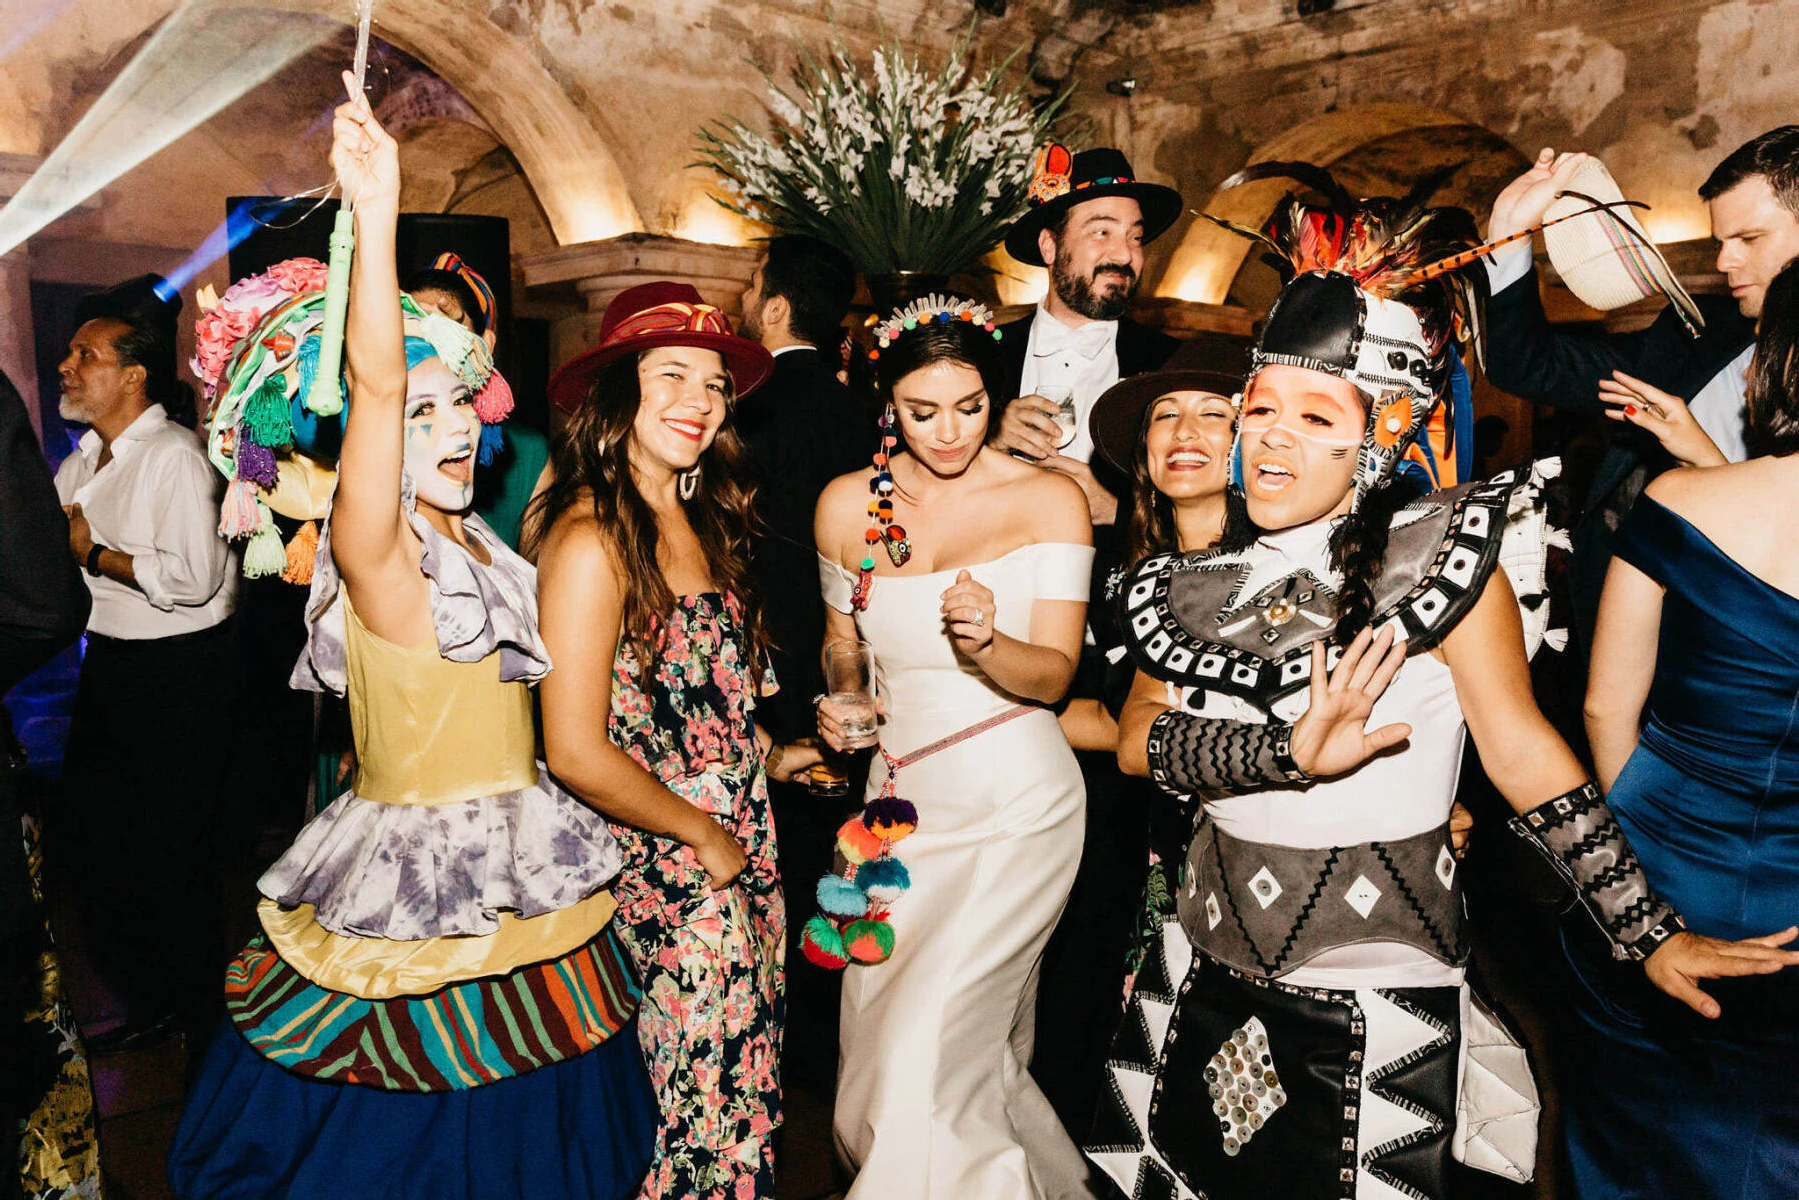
992, 145, 1183, 522
992, 145, 1185, 1150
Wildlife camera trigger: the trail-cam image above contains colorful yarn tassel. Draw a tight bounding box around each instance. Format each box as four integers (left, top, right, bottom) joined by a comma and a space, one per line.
217, 477, 263, 539
477, 421, 505, 466
862, 797, 919, 841
856, 858, 911, 905
242, 373, 295, 448
281, 520, 319, 586
800, 916, 850, 969
836, 816, 885, 864
473, 371, 514, 424
242, 503, 287, 578
235, 435, 279, 488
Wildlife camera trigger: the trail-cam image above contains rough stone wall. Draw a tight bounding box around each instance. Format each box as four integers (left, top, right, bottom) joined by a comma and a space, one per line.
3, 0, 1794, 303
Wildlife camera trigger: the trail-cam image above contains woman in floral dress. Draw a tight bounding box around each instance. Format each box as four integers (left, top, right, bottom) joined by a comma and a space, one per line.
531, 282, 807, 1200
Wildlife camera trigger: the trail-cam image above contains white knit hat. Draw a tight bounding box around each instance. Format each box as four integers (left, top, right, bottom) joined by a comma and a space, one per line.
1543, 157, 1703, 331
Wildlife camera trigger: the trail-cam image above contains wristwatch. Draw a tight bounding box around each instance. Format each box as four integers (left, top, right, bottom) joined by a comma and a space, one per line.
85, 544, 107, 578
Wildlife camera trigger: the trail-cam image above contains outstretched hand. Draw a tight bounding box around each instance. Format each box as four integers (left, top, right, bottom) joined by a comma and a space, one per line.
1645, 926, 1799, 1018
1598, 370, 1728, 468
1487, 147, 1590, 242
331, 70, 399, 211
1288, 626, 1412, 778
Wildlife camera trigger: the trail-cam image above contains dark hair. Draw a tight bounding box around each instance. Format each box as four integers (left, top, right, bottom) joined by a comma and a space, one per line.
523, 355, 767, 685
1124, 402, 1246, 561
1699, 125, 1799, 215
102, 315, 193, 420
1745, 257, 1799, 457
1327, 478, 1418, 639
758, 236, 856, 349
404, 268, 487, 334
874, 309, 1008, 419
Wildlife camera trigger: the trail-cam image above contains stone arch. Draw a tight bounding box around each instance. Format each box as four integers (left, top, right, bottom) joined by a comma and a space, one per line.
1156, 103, 1530, 306
211, 0, 641, 243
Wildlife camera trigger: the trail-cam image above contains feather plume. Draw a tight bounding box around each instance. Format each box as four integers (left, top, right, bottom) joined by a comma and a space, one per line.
1213, 160, 1489, 370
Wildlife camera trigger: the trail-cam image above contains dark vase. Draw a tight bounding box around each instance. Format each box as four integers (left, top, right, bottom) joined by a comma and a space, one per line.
864, 271, 952, 318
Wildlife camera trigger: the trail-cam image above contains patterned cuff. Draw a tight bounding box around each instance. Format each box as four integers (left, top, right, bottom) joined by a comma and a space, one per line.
1145, 709, 1311, 797
1508, 781, 1685, 961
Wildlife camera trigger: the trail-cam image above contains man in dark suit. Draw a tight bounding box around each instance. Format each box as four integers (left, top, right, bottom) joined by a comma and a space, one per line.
2, 369, 91, 1191
991, 147, 1182, 522
1483, 129, 1799, 645
735, 234, 866, 1087
988, 147, 1186, 1148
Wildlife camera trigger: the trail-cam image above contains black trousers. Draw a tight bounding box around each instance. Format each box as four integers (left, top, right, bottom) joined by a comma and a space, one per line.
50, 618, 238, 1037
1032, 746, 1151, 1141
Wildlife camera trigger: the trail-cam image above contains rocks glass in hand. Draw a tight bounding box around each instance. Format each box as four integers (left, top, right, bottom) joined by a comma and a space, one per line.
825, 640, 881, 751
1040, 385, 1078, 451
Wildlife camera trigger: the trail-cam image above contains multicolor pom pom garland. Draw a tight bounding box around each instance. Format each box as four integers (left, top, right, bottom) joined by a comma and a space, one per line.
866, 293, 1001, 365
800, 774, 918, 971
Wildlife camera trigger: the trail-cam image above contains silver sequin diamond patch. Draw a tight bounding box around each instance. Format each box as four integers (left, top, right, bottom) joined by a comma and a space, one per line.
1206, 1017, 1286, 1157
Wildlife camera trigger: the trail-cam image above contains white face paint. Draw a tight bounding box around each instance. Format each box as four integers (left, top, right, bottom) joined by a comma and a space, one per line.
403, 356, 478, 514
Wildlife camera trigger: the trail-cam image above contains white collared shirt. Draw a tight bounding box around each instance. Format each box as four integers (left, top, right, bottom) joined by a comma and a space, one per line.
53, 405, 238, 639
1485, 244, 1748, 462
1018, 303, 1121, 464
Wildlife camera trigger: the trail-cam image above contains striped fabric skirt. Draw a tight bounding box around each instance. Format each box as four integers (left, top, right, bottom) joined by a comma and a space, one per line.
168, 926, 659, 1200
223, 926, 639, 1090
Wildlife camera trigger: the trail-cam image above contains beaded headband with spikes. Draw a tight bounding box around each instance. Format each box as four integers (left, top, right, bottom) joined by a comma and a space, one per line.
866, 293, 1002, 365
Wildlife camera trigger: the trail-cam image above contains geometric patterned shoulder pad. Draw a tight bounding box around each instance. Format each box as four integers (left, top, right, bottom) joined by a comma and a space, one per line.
1115, 467, 1538, 715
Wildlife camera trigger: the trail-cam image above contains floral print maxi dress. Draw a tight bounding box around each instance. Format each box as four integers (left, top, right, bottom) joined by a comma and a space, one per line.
607, 592, 785, 1200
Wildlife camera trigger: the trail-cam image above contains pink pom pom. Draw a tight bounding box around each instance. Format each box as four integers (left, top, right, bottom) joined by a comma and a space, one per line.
473, 371, 514, 424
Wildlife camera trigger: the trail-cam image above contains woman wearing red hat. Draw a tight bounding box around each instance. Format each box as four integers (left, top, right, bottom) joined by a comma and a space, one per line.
530, 284, 800, 1200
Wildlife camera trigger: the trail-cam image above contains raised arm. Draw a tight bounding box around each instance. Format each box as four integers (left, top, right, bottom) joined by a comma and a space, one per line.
1482, 150, 1658, 414
325, 75, 415, 623
537, 514, 747, 889
1445, 568, 1799, 1017
1585, 557, 1664, 791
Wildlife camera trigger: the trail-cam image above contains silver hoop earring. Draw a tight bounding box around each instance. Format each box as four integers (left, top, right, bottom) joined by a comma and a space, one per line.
678, 467, 700, 501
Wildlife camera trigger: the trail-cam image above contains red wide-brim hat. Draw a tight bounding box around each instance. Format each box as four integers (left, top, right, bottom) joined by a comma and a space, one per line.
547, 280, 775, 412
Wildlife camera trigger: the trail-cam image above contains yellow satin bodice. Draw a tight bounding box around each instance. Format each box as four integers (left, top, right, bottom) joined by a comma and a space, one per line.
343, 596, 538, 805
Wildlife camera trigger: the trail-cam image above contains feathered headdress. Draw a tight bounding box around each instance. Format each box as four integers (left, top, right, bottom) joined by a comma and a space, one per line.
1204, 162, 1487, 509
1206, 160, 1487, 372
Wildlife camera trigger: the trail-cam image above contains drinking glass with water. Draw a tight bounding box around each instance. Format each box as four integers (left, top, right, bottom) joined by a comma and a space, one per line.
823, 640, 881, 751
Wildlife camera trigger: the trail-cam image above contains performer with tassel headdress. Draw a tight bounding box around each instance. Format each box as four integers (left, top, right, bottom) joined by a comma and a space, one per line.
1085, 164, 1799, 1200
167, 79, 656, 1200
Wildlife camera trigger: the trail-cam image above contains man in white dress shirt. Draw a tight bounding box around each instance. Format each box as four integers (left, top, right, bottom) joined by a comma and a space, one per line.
1481, 126, 1799, 645
52, 302, 238, 1053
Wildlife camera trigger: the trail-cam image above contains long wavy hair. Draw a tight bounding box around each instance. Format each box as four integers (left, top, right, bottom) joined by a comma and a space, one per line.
1746, 259, 1799, 458
524, 354, 767, 685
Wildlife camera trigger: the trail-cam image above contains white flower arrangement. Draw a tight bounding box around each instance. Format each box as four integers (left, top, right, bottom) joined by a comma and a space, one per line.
697, 36, 1068, 276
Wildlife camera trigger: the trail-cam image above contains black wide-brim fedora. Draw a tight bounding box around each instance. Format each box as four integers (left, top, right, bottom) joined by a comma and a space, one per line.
1088, 332, 1254, 473
1004, 146, 1184, 268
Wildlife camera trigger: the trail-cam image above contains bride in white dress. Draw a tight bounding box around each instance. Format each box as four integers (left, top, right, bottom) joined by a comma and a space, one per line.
814, 298, 1095, 1198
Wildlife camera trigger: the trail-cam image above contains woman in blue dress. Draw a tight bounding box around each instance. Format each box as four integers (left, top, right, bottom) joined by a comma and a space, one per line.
1579, 258, 1799, 1198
